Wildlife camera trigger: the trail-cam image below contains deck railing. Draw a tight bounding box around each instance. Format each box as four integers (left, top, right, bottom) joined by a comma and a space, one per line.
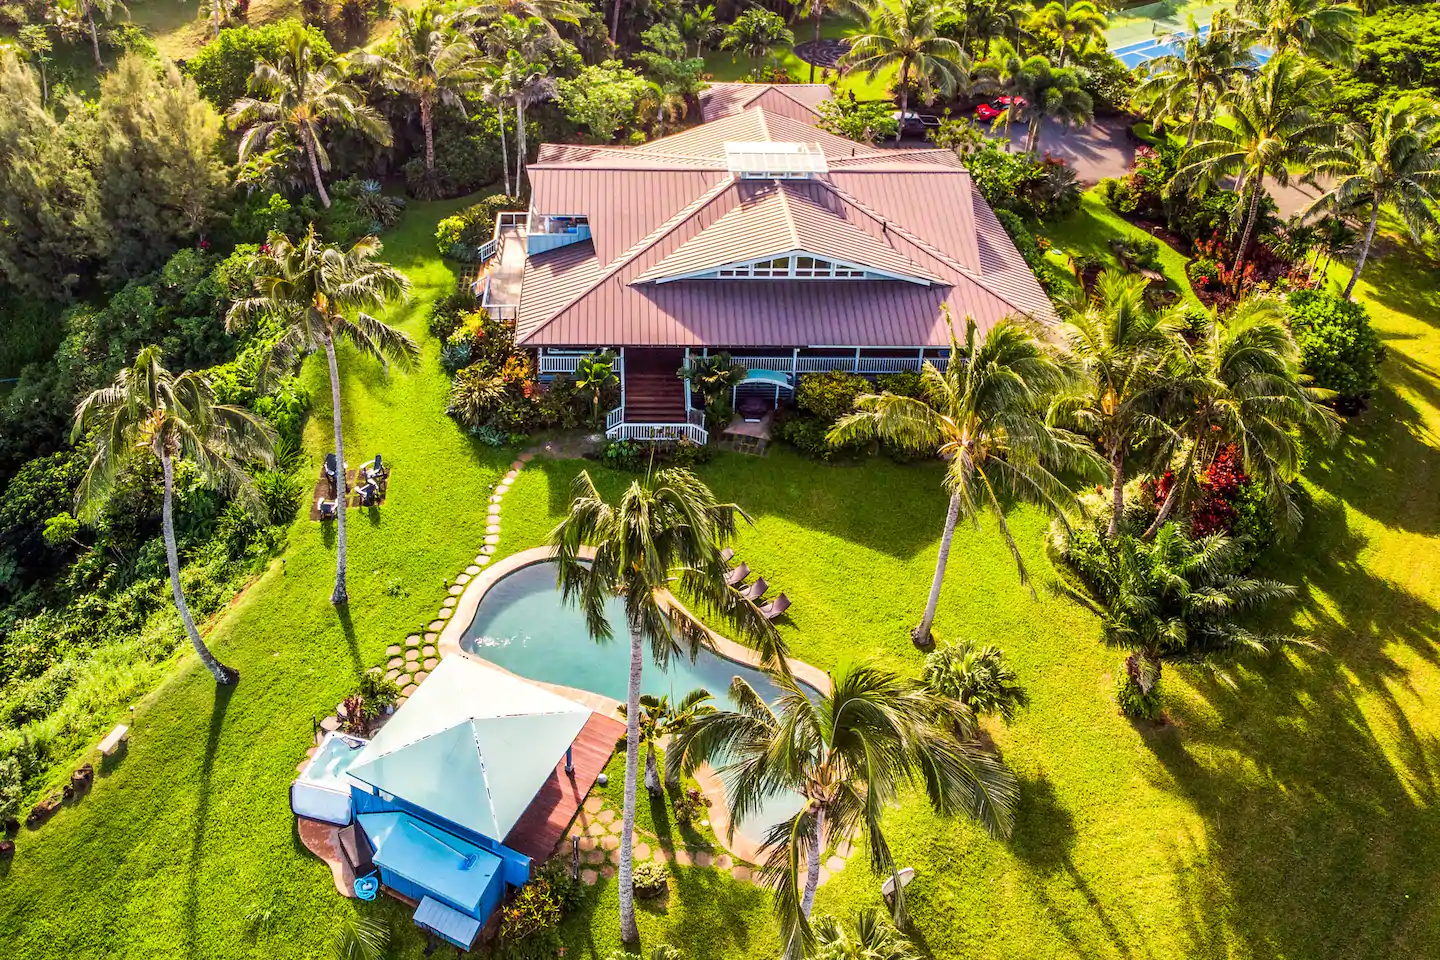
727, 354, 950, 376
540, 353, 625, 375
603, 405, 708, 445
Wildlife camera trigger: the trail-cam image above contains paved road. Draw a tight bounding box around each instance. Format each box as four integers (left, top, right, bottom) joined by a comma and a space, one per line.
1005, 115, 1137, 186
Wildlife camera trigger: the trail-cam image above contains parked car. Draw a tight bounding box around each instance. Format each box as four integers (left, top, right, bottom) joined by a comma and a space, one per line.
974, 103, 1002, 121
995, 95, 1028, 108
892, 110, 942, 137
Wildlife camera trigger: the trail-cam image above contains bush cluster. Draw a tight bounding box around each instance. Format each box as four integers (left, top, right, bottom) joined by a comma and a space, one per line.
963, 143, 1081, 222
779, 371, 871, 460
1284, 289, 1386, 402
435, 193, 525, 260
995, 209, 1063, 298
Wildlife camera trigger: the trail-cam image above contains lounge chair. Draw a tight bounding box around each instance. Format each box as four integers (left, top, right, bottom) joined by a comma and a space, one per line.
323, 453, 338, 480
358, 482, 379, 507
363, 454, 387, 482
759, 592, 791, 621
725, 562, 750, 587
318, 499, 339, 520
719, 547, 735, 565
741, 576, 768, 602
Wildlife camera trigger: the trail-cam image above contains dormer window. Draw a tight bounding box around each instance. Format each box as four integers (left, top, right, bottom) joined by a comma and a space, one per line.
724, 141, 828, 179
709, 254, 879, 280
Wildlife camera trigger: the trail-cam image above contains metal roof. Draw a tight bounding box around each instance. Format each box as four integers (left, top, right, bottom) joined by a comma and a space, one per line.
699, 83, 833, 123
358, 812, 501, 914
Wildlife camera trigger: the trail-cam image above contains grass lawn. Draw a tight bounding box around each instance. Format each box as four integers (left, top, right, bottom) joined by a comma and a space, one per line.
2, 188, 1439, 960
703, 18, 896, 102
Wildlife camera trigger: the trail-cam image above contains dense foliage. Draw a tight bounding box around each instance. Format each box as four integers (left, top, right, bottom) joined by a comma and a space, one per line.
1285, 289, 1386, 401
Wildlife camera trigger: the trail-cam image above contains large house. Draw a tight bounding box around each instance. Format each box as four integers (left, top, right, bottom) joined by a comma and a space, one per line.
475, 88, 1057, 444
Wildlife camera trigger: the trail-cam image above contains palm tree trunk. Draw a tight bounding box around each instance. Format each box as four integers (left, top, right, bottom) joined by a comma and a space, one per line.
1058, 37, 1068, 68
422, 97, 435, 173
1142, 443, 1198, 539
644, 740, 661, 796
914, 492, 961, 648
895, 59, 911, 144
663, 742, 680, 792
325, 336, 349, 605
87, 3, 102, 69
1231, 169, 1264, 283
1343, 196, 1381, 300
1186, 86, 1204, 147
618, 620, 644, 944
497, 103, 511, 197
161, 451, 236, 684
517, 101, 528, 192
610, 0, 623, 44
1026, 115, 1041, 154
1107, 445, 1125, 539
304, 129, 332, 209
800, 803, 825, 917
808, 10, 822, 84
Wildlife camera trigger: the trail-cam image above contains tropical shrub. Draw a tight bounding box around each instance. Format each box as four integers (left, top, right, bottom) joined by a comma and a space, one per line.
404, 113, 508, 200
816, 97, 899, 143
875, 371, 924, 398
435, 194, 524, 259
1114, 661, 1164, 720
632, 860, 669, 898
922, 640, 1029, 724
497, 876, 564, 960
1284, 289, 1385, 402
964, 143, 1081, 220
795, 370, 869, 422
184, 22, 336, 108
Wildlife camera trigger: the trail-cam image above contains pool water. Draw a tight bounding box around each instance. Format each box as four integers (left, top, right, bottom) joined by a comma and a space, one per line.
459, 560, 806, 846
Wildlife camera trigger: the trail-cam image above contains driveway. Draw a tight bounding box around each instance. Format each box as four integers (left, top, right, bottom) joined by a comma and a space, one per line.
1005, 115, 1136, 185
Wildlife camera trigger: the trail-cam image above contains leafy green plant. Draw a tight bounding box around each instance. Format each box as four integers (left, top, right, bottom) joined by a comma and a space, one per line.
1285, 289, 1385, 402
327, 913, 389, 960
795, 371, 869, 423
631, 860, 669, 898
1113, 663, 1164, 721
922, 640, 1029, 724
816, 97, 899, 144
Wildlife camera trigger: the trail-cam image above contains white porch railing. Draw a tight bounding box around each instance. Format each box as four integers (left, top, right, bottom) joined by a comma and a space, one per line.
726, 353, 950, 377
540, 353, 625, 375
603, 405, 708, 445
474, 211, 528, 266
605, 406, 624, 431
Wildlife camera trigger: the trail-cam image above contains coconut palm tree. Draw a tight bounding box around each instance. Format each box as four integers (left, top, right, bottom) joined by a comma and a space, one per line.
829, 314, 1105, 647
793, 0, 866, 82
482, 63, 514, 197
618, 688, 715, 795
1302, 96, 1440, 299
678, 4, 722, 57
72, 347, 276, 685
1028, 0, 1106, 67
845, 0, 968, 142
1050, 272, 1184, 538
1176, 52, 1330, 282
502, 51, 556, 192
63, 0, 126, 69
227, 227, 414, 605
1015, 57, 1092, 153
354, 7, 482, 187
1238, 0, 1359, 65
814, 908, 920, 960
468, 0, 585, 33
1143, 297, 1339, 538
972, 39, 1029, 135
478, 14, 555, 192
722, 8, 795, 81
671, 663, 1018, 957
551, 468, 786, 945
957, 0, 1031, 61
1136, 14, 1256, 146
229, 23, 392, 209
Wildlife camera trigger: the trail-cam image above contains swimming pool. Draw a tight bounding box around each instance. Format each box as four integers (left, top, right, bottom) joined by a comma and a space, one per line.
1112, 25, 1273, 69
459, 560, 807, 847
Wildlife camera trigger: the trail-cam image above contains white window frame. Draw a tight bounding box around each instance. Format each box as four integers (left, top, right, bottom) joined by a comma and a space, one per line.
654, 251, 931, 285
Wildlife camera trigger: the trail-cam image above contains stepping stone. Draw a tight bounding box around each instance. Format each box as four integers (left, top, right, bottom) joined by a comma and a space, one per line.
486, 524, 502, 536
651, 848, 668, 864
600, 865, 615, 880
607, 848, 621, 865
404, 661, 419, 674
385, 645, 401, 656
442, 597, 457, 609
584, 797, 604, 814
401, 683, 417, 697
694, 851, 713, 868
436, 607, 452, 619
385, 669, 401, 682
588, 822, 607, 837
518, 452, 535, 462
504, 470, 519, 481
306, 745, 319, 759
600, 835, 620, 851
578, 836, 598, 852
428, 620, 446, 632
424, 633, 438, 644
597, 809, 615, 824
448, 585, 464, 596
413, 671, 429, 684
608, 820, 624, 834
480, 545, 496, 555
424, 658, 439, 671
455, 573, 470, 585
487, 504, 502, 516
816, 866, 831, 887
731, 864, 752, 883
510, 461, 525, 471
581, 869, 598, 886
715, 855, 733, 870
465, 565, 481, 576
404, 650, 419, 662
633, 842, 651, 861
422, 645, 436, 658
584, 848, 605, 865
405, 633, 421, 643
484, 534, 500, 545
496, 481, 511, 493
490, 494, 504, 504
477, 556, 491, 566
673, 850, 694, 866
826, 855, 845, 873
388, 657, 404, 670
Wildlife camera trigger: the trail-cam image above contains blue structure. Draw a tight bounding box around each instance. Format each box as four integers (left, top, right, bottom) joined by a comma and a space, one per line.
291, 655, 596, 950
1112, 25, 1273, 69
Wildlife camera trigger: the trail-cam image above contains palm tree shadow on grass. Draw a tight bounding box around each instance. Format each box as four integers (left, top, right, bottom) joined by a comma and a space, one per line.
183, 681, 236, 960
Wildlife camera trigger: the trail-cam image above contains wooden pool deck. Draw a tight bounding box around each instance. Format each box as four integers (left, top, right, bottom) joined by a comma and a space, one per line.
503, 710, 625, 863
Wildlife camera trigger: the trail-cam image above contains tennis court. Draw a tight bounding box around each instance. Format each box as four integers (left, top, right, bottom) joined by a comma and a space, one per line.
1106, 1, 1273, 69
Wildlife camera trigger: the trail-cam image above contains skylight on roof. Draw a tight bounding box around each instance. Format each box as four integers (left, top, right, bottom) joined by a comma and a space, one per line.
724, 141, 828, 179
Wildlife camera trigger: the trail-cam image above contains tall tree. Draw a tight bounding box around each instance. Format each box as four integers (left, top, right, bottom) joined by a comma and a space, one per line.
1303, 96, 1440, 299
63, 0, 128, 69
1177, 53, 1330, 283
791, 0, 864, 82
814, 908, 920, 960
958, 0, 1031, 61
677, 4, 722, 57
229, 23, 392, 209
1050, 272, 1183, 538
671, 664, 1017, 957
972, 38, 1027, 135
355, 7, 481, 188
1014, 55, 1092, 153
227, 227, 415, 605
16, 24, 52, 103
85, 54, 231, 281
617, 688, 715, 795
1144, 297, 1338, 538
478, 14, 555, 192
721, 8, 795, 81
1135, 14, 1256, 146
845, 0, 969, 143
1028, 0, 1106, 67
1238, 0, 1360, 65
829, 315, 1104, 646
72, 347, 275, 684
551, 469, 785, 945
468, 0, 586, 32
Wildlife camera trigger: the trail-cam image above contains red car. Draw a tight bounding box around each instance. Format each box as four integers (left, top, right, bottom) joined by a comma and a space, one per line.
996, 95, 1028, 108
974, 103, 1002, 121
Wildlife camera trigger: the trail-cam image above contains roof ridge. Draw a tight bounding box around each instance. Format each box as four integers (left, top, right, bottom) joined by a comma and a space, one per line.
776, 185, 800, 251
348, 718, 475, 767
531, 175, 738, 331
470, 718, 502, 838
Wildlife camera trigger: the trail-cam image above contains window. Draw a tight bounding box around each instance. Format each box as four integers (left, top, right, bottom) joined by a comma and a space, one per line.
700, 254, 890, 280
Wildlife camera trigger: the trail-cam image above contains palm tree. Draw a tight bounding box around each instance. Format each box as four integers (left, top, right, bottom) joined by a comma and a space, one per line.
793, 0, 865, 83
480, 14, 559, 192
482, 63, 514, 197
551, 468, 785, 945
722, 8, 795, 81
618, 688, 715, 795
1238, 0, 1359, 65
502, 51, 555, 192
468, 0, 585, 33
354, 7, 481, 185
972, 39, 1028, 135
829, 315, 1104, 647
227, 227, 415, 605
670, 663, 1018, 956
1028, 0, 1105, 67
814, 908, 920, 960
1062, 524, 1302, 713
1015, 57, 1092, 154
1143, 297, 1339, 538
1136, 14, 1256, 146
1302, 97, 1440, 299
72, 347, 276, 685
229, 23, 392, 209
678, 4, 722, 57
1050, 272, 1183, 538
921, 639, 1029, 724
845, 0, 968, 143
1176, 52, 1330, 282
958, 0, 1031, 61
63, 0, 126, 69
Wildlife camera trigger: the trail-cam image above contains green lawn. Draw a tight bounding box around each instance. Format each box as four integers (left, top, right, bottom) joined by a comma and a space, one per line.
704, 19, 897, 102
2, 191, 1438, 960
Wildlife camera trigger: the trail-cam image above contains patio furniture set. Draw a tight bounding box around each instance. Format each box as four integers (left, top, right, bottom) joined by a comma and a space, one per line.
720, 547, 791, 620
315, 454, 390, 520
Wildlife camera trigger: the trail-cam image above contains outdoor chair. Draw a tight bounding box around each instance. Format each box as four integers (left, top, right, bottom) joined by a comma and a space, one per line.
364, 454, 387, 482
741, 576, 768, 602
759, 592, 791, 621
725, 562, 750, 587
720, 547, 735, 565
358, 482, 379, 507
323, 453, 338, 480
318, 499, 339, 520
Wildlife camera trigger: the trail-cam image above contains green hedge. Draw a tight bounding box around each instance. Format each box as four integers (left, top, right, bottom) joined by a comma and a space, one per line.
435, 194, 525, 260
1285, 289, 1386, 400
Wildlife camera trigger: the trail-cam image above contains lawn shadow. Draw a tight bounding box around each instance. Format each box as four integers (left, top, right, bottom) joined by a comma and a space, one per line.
1008, 771, 1077, 876
336, 603, 363, 679
183, 680, 236, 960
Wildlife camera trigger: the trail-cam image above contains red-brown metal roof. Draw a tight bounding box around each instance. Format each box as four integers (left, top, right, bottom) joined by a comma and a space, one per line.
698, 83, 833, 123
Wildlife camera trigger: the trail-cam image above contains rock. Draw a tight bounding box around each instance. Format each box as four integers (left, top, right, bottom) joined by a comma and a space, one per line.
385, 645, 401, 656
0, 840, 14, 860
4, 816, 20, 835
25, 796, 61, 829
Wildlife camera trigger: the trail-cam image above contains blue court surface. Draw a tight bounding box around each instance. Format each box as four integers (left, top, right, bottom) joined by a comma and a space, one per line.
1113, 24, 1273, 69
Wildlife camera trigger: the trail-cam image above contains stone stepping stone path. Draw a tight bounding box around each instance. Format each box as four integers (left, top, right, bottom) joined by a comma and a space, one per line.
793, 38, 849, 69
